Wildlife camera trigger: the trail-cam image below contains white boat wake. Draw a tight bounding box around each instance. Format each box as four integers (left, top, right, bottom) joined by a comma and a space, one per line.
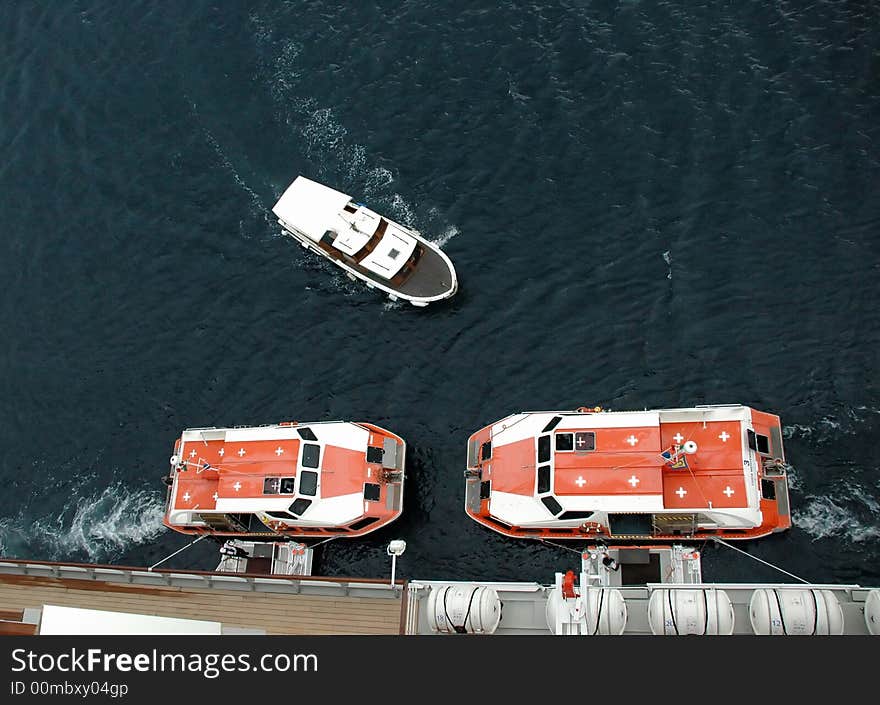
250, 12, 460, 252
0, 483, 165, 562
793, 492, 880, 544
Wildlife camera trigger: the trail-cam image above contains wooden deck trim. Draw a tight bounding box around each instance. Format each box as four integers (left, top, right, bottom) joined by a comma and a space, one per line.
0, 557, 405, 587
0, 573, 403, 635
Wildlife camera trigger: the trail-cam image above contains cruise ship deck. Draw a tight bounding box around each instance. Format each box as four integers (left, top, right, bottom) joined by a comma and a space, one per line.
0, 559, 403, 635
1, 549, 877, 636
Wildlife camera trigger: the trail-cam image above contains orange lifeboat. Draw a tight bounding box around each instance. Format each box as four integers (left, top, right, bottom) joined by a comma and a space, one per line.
463, 404, 791, 541
162, 420, 405, 540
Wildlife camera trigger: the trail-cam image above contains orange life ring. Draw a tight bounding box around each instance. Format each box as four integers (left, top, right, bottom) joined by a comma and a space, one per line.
578, 522, 603, 534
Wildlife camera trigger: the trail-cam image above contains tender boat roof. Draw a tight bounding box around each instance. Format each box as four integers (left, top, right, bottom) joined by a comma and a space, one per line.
466, 405, 791, 540
272, 176, 353, 242
163, 421, 405, 537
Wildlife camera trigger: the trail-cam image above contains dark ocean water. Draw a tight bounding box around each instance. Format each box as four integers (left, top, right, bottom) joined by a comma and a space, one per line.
1, 0, 878, 587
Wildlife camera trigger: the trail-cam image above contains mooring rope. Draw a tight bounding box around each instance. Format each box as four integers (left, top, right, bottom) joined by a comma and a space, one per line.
712, 537, 810, 584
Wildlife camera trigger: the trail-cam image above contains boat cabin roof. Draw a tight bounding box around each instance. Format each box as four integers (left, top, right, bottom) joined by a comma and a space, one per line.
272, 176, 417, 280
483, 406, 783, 524
168, 423, 376, 525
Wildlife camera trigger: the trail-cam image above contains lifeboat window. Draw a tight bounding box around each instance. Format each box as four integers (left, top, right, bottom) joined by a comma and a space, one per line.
262, 478, 296, 495
575, 432, 595, 451
538, 435, 551, 463
363, 483, 381, 501
301, 444, 320, 469
480, 441, 492, 461
541, 496, 563, 516
480, 480, 491, 499
289, 498, 312, 516
761, 479, 777, 500
298, 470, 318, 496
266, 510, 294, 519
537, 465, 551, 494
747, 429, 757, 451
349, 516, 380, 531
756, 434, 770, 455
542, 416, 562, 433
555, 433, 574, 451
366, 446, 384, 464
297, 427, 318, 441
558, 510, 595, 520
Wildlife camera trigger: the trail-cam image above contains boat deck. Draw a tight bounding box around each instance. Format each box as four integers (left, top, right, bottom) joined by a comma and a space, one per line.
314, 232, 454, 299
0, 560, 404, 635
394, 244, 456, 298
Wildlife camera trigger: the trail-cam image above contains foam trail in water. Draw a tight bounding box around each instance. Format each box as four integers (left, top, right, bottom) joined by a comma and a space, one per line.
793, 495, 880, 543
430, 225, 460, 249
783, 406, 879, 445
250, 12, 459, 250
662, 250, 672, 279
0, 483, 166, 562
201, 128, 272, 232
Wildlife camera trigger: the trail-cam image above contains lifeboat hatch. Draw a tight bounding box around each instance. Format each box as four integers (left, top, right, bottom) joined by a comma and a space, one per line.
465, 480, 483, 513
608, 513, 653, 537
619, 551, 661, 585
467, 439, 480, 467
652, 514, 697, 536
198, 513, 263, 533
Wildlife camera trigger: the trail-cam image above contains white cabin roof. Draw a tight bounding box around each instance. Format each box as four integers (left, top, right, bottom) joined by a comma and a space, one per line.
272, 176, 352, 242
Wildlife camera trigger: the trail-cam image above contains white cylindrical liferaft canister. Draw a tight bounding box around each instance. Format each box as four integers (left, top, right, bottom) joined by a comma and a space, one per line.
647, 589, 735, 635
749, 589, 844, 635
545, 587, 627, 635
863, 589, 880, 635
426, 585, 502, 634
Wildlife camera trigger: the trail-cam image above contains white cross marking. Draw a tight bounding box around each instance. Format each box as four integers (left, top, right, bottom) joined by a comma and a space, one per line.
182, 492, 191, 502
626, 434, 639, 446
719, 431, 730, 442
575, 476, 586, 488
218, 448, 225, 457
723, 486, 734, 498
275, 446, 284, 456
675, 487, 687, 498
189, 449, 197, 458
212, 492, 219, 502
673, 433, 684, 444
628, 475, 640, 487
237, 448, 246, 457
576, 437, 586, 447
233, 481, 241, 492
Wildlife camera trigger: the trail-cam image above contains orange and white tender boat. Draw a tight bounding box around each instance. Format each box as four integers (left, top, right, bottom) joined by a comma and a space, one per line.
465, 404, 791, 541
162, 420, 405, 539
